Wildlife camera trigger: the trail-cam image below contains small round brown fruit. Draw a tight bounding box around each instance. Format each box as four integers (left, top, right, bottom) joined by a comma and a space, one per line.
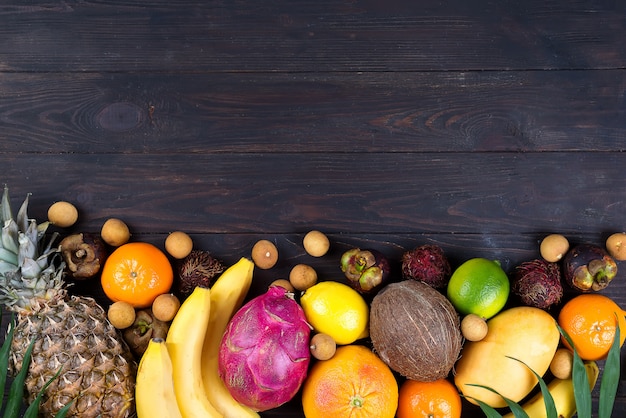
251, 239, 278, 269
606, 232, 626, 261
303, 230, 330, 257
152, 293, 181, 322
289, 264, 318, 291
47, 201, 79, 228
540, 234, 570, 263
101, 218, 131, 247
270, 279, 295, 292
165, 231, 193, 259
460, 313, 488, 342
108, 301, 136, 329
309, 333, 337, 361
550, 348, 573, 379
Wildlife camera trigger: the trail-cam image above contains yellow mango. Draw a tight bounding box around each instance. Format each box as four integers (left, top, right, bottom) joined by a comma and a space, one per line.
454, 306, 560, 408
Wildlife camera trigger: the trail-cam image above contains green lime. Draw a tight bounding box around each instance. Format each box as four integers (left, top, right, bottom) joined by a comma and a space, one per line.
446, 258, 509, 319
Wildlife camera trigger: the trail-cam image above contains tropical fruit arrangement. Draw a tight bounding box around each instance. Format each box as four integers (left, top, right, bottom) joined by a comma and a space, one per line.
0, 186, 625, 418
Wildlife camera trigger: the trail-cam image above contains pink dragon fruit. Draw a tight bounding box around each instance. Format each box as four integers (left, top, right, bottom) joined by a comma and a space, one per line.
218, 285, 311, 411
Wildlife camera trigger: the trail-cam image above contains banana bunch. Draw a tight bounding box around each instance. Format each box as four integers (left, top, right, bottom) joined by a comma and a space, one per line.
135, 257, 257, 418
503, 361, 600, 418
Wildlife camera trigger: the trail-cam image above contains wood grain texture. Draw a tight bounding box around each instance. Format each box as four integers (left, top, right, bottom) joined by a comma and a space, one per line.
1, 152, 625, 236
0, 0, 624, 72
1, 71, 625, 153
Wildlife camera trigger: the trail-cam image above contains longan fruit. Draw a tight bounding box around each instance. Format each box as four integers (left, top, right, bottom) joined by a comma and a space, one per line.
101, 218, 131, 247
251, 239, 278, 269
310, 333, 337, 361
47, 201, 79, 228
606, 232, 626, 261
289, 264, 318, 291
152, 293, 181, 322
303, 230, 330, 257
108, 301, 136, 329
540, 234, 570, 263
461, 313, 488, 342
165, 231, 193, 259
550, 348, 574, 379
270, 279, 295, 293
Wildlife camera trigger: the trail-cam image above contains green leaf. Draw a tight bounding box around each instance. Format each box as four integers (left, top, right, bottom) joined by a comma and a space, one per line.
54, 401, 73, 418
2, 337, 35, 418
506, 356, 557, 418
557, 324, 592, 417
23, 366, 63, 418
0, 313, 16, 413
599, 313, 621, 418
466, 384, 529, 418
463, 395, 504, 418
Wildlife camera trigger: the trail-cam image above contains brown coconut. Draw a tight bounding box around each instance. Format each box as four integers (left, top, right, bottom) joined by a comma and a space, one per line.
370, 280, 462, 382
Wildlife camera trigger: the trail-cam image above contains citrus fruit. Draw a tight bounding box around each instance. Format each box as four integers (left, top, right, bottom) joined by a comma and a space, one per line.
557, 293, 626, 361
101, 242, 174, 308
446, 258, 509, 319
300, 281, 369, 345
397, 378, 462, 418
302, 344, 398, 418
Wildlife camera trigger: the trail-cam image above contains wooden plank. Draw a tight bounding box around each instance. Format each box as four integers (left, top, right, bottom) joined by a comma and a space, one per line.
1, 70, 625, 153
2, 152, 625, 236
0, 0, 624, 72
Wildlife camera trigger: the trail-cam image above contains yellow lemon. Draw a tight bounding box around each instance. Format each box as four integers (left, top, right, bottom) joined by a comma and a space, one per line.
300, 281, 369, 345
446, 258, 509, 319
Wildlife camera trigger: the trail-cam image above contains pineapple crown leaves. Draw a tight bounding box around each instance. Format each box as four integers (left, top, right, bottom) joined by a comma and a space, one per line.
0, 186, 66, 310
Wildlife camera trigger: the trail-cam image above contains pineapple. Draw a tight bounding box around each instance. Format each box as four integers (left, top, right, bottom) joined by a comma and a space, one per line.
0, 187, 136, 417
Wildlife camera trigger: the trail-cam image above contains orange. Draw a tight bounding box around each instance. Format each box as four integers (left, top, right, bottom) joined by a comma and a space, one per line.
101, 242, 174, 308
397, 378, 462, 418
557, 293, 626, 361
301, 344, 398, 418
446, 258, 509, 319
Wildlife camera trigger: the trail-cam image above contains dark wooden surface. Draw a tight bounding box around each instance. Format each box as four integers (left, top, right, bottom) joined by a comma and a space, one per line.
1, 0, 626, 416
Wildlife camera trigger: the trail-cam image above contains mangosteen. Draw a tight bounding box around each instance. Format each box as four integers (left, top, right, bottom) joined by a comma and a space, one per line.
563, 244, 618, 292
123, 309, 170, 358
59, 232, 107, 280
340, 248, 390, 294
401, 244, 451, 289
511, 259, 562, 310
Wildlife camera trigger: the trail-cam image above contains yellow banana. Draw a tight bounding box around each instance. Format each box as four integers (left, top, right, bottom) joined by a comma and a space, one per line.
166, 286, 222, 418
503, 361, 600, 418
201, 257, 259, 418
135, 338, 182, 418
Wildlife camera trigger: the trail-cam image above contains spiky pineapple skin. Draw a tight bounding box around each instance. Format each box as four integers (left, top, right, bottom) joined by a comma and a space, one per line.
0, 187, 136, 417
9, 295, 136, 418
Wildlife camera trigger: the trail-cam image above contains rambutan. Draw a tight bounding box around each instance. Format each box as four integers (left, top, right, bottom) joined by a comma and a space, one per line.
400, 244, 451, 289
511, 259, 563, 310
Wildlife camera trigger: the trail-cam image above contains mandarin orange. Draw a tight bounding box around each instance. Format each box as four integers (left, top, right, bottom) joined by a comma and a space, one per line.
101, 242, 174, 308
557, 293, 626, 361
301, 344, 398, 418
397, 378, 462, 418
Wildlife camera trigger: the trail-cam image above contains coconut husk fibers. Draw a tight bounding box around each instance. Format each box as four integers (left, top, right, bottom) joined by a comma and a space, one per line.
369, 280, 462, 381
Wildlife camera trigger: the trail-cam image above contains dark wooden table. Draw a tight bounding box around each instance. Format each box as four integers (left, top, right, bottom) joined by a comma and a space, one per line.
2, 0, 626, 416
